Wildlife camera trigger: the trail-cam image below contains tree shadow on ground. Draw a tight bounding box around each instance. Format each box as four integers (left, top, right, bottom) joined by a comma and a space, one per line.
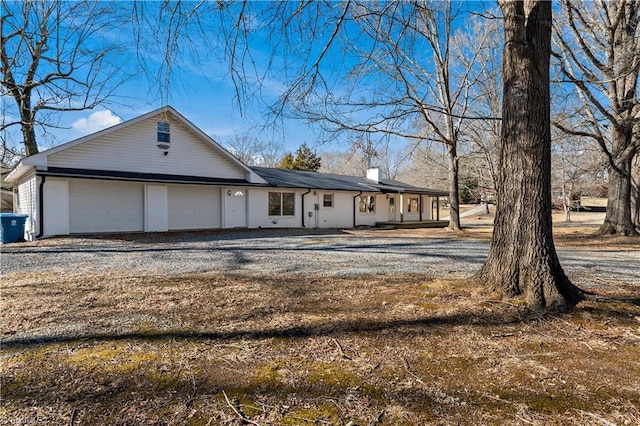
1, 307, 527, 350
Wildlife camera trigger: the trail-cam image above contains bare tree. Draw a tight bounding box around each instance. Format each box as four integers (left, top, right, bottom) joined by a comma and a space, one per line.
1, 0, 126, 157
402, 140, 449, 191
553, 0, 640, 235
284, 2, 499, 230
633, 144, 640, 227
456, 18, 503, 201
476, 0, 584, 311
137, 2, 502, 231
225, 134, 284, 167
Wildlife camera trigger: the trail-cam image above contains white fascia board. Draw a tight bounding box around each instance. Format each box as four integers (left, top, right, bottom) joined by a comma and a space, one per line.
4, 162, 34, 183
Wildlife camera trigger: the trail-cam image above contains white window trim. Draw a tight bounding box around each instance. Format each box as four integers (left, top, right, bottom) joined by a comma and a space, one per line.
268, 191, 295, 217
358, 194, 376, 214
322, 193, 335, 209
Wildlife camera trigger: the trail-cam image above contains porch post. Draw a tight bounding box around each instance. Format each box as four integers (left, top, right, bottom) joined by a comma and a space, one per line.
436, 197, 440, 221
400, 193, 404, 222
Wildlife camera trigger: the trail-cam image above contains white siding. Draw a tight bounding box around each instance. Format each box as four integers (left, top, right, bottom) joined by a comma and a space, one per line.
247, 188, 303, 228
248, 188, 364, 229
404, 194, 421, 221
167, 184, 221, 230
356, 193, 382, 227
308, 191, 356, 228
69, 179, 144, 233
422, 195, 433, 220
16, 174, 37, 239
48, 114, 246, 180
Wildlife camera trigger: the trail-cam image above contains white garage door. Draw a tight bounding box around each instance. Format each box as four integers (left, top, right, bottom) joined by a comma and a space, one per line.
69, 179, 144, 233
167, 185, 221, 230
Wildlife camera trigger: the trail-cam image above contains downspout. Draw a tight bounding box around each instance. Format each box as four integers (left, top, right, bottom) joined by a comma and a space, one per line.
353, 191, 362, 228
36, 175, 46, 238
301, 188, 311, 228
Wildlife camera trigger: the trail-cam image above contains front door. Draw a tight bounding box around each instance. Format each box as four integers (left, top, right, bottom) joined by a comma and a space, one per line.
388, 196, 396, 221
226, 188, 247, 228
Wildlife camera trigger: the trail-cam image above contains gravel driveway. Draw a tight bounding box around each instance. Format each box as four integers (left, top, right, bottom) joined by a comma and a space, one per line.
2, 228, 638, 290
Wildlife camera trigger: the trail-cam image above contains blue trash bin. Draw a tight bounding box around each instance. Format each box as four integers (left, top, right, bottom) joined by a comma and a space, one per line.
0, 213, 28, 244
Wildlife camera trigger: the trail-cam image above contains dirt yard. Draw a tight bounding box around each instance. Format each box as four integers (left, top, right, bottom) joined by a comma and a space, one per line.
1, 215, 639, 425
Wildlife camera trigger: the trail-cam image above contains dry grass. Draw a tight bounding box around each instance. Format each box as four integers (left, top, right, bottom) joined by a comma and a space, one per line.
2, 265, 639, 425
366, 209, 638, 251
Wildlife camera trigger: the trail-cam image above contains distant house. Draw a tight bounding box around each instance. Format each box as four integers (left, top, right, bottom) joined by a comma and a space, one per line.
1, 166, 14, 212
6, 106, 447, 240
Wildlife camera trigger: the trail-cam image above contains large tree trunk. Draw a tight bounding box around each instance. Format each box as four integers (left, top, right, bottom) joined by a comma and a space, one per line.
475, 0, 583, 311
447, 143, 462, 230
19, 91, 38, 156
600, 135, 636, 235
631, 152, 640, 229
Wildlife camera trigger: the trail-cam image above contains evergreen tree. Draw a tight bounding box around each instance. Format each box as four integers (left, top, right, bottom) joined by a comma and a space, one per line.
293, 143, 322, 171
276, 153, 295, 169
277, 143, 322, 171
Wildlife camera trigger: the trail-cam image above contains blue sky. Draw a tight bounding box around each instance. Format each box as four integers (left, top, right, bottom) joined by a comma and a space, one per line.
1, 1, 328, 155
2, 1, 495, 158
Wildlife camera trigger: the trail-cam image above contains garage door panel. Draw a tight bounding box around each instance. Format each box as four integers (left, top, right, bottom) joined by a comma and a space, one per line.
69, 180, 144, 233
167, 185, 220, 230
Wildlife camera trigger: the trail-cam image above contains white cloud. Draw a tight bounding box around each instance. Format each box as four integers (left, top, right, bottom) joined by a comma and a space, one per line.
72, 110, 122, 135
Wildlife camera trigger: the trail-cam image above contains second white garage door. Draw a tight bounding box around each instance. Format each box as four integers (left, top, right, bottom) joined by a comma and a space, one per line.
69, 179, 144, 234
167, 185, 221, 230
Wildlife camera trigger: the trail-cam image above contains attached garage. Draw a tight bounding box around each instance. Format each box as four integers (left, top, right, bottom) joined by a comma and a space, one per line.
69, 179, 144, 234
167, 184, 221, 230
5, 106, 447, 240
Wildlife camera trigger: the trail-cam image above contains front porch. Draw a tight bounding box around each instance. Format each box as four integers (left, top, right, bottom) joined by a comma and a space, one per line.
375, 220, 449, 229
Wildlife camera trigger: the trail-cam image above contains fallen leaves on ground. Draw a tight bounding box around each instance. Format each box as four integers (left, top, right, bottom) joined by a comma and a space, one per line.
2, 269, 639, 425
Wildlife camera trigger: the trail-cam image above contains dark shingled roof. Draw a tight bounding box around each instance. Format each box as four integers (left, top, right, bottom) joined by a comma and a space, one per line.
252, 167, 448, 196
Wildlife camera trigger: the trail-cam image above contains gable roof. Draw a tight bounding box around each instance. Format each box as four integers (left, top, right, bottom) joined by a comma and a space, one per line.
252, 167, 448, 196
6, 106, 267, 184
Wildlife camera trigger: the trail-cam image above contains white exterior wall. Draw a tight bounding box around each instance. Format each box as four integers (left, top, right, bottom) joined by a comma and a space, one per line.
304, 191, 356, 228
247, 188, 303, 228
356, 193, 383, 227
375, 195, 391, 223
403, 194, 421, 221
47, 115, 246, 180
422, 195, 433, 220
247, 188, 379, 229
43, 178, 70, 237
16, 173, 37, 240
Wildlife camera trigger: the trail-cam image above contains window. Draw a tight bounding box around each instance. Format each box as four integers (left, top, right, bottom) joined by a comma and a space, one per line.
157, 122, 170, 143
282, 193, 294, 215
359, 195, 375, 213
268, 192, 295, 216
408, 197, 419, 212
323, 193, 334, 208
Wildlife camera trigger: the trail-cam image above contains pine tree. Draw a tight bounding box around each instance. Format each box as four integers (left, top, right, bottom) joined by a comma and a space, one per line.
277, 143, 322, 171
276, 153, 296, 169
